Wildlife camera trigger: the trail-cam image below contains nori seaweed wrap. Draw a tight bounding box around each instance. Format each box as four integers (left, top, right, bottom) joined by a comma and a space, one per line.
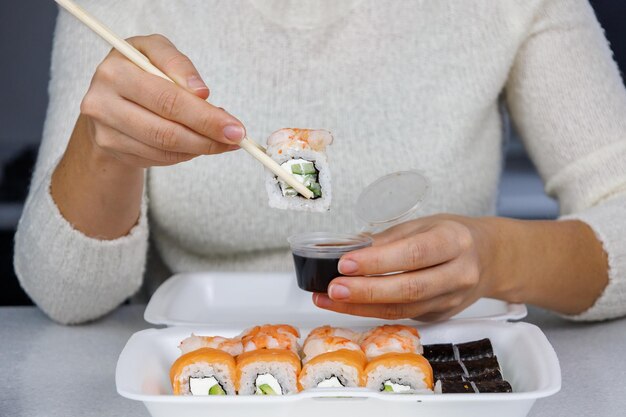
469, 369, 503, 382
474, 380, 512, 393
456, 338, 494, 361
422, 343, 455, 363
440, 380, 475, 393
463, 357, 502, 379
431, 357, 502, 381
431, 361, 465, 381
438, 379, 512, 394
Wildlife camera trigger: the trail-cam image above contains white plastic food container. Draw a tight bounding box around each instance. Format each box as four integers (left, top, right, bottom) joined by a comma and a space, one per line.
116, 272, 559, 417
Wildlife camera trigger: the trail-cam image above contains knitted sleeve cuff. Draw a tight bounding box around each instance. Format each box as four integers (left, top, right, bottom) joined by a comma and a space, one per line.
14, 164, 149, 324
559, 193, 626, 321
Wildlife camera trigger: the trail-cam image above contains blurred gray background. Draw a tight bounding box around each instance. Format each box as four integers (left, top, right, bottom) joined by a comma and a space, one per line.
0, 1, 624, 305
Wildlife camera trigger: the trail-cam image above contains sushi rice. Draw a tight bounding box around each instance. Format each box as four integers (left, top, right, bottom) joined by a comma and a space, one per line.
265, 128, 333, 212
169, 324, 510, 396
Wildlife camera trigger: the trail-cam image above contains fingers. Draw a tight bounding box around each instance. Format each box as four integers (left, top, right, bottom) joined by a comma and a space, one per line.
313, 292, 465, 321
84, 92, 236, 156
339, 225, 462, 276
95, 35, 246, 145
327, 261, 478, 304
93, 124, 197, 167
112, 64, 245, 145
127, 34, 210, 99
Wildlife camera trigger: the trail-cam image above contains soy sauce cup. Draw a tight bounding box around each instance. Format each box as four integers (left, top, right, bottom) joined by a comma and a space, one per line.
289, 170, 430, 294
288, 232, 373, 293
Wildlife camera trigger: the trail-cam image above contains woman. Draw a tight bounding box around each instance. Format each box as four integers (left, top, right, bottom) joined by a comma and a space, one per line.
14, 0, 626, 324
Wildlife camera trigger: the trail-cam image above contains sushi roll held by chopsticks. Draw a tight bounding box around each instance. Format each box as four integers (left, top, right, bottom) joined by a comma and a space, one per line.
265, 128, 333, 212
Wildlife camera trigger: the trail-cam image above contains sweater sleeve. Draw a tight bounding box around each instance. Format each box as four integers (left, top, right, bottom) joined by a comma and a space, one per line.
13, 3, 149, 325
505, 0, 626, 321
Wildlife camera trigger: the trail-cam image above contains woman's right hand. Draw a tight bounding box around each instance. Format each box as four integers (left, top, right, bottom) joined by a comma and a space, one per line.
79, 34, 245, 168
52, 34, 244, 239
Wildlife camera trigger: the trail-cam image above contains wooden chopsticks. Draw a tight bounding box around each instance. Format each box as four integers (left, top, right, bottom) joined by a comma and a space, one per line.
54, 0, 314, 199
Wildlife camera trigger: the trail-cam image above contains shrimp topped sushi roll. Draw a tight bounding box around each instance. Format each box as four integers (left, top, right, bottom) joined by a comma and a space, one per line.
360, 325, 423, 360
236, 324, 302, 395
239, 324, 300, 356
299, 328, 366, 390
178, 334, 243, 356
170, 348, 237, 396
302, 336, 362, 364
304, 325, 361, 345
265, 128, 333, 212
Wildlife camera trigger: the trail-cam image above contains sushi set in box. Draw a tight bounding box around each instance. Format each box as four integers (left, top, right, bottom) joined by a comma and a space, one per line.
116, 272, 560, 417
118, 126, 556, 417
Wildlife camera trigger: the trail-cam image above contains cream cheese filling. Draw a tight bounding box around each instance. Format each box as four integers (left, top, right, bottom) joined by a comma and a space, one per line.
189, 376, 219, 395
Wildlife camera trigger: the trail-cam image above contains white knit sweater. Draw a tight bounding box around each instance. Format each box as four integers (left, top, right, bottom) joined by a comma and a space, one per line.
14, 0, 626, 324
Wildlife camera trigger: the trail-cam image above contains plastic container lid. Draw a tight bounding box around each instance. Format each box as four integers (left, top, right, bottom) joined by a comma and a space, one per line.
144, 273, 527, 327
288, 232, 373, 259
355, 170, 430, 232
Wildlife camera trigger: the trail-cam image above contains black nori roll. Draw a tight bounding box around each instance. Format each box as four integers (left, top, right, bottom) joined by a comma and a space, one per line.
439, 380, 513, 394
456, 338, 494, 361
422, 343, 455, 362
431, 356, 503, 382
431, 361, 465, 381
469, 369, 503, 382
475, 380, 512, 393
440, 380, 476, 393
463, 356, 502, 380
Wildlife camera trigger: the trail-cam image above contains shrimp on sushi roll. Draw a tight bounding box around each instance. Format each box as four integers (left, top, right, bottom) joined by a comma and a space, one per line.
236, 324, 302, 395
265, 128, 333, 212
178, 334, 243, 356
239, 324, 300, 356
360, 325, 423, 360
303, 325, 361, 345
299, 330, 366, 390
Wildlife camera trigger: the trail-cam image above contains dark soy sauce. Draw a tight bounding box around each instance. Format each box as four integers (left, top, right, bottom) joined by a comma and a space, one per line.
292, 253, 340, 293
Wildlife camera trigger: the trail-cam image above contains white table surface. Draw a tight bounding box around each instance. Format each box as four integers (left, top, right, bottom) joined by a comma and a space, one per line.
1, 305, 625, 417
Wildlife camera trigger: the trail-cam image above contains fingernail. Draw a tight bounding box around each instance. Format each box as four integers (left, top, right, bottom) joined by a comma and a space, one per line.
338, 259, 358, 274
329, 284, 350, 300
187, 75, 208, 92
227, 144, 240, 151
223, 125, 245, 142
314, 293, 332, 308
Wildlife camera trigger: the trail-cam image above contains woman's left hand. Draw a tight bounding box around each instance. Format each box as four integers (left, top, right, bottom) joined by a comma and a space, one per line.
313, 214, 499, 321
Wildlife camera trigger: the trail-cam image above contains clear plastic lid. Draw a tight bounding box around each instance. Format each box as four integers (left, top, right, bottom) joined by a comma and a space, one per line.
355, 170, 430, 232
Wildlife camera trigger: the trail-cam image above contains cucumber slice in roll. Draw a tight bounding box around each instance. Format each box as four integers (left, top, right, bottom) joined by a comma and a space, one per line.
209, 384, 226, 395
258, 384, 277, 395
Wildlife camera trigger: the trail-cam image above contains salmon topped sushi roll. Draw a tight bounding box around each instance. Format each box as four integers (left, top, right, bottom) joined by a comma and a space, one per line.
360, 325, 423, 360
365, 353, 434, 394
178, 334, 243, 357
170, 348, 237, 396
298, 348, 366, 390
236, 349, 302, 395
